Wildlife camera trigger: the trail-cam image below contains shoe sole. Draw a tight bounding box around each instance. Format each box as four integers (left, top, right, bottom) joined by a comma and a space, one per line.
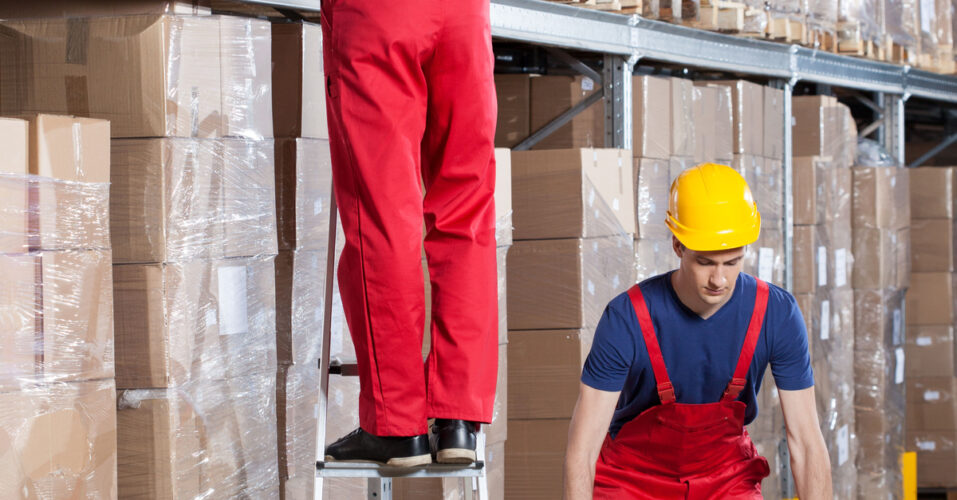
436, 448, 476, 464
324, 454, 433, 467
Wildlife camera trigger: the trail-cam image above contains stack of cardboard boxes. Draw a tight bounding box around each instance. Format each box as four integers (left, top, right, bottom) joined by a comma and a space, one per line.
506, 148, 635, 498
0, 11, 283, 497
271, 21, 334, 500
0, 114, 117, 498
906, 167, 957, 488
790, 95, 859, 497
852, 161, 910, 497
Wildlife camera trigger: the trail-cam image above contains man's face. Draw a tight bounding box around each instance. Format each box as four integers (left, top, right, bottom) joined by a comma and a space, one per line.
673, 237, 745, 307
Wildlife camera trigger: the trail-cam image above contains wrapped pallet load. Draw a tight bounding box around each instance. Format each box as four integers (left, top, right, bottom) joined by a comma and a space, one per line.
0, 114, 117, 498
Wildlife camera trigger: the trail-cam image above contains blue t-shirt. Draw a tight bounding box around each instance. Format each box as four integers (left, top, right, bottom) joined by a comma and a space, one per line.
581, 272, 813, 437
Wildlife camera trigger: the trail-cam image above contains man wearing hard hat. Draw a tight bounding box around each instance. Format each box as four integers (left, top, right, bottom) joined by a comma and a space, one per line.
563, 164, 832, 499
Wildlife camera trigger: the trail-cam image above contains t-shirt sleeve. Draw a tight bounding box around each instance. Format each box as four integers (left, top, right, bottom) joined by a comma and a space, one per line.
581, 302, 636, 392
769, 293, 815, 391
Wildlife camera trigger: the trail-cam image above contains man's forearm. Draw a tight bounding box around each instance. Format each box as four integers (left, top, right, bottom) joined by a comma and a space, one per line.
563, 454, 595, 500
790, 442, 832, 500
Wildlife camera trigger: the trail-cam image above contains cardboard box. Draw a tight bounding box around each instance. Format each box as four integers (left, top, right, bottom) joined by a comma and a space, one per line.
275, 138, 333, 253
907, 377, 957, 430
635, 237, 678, 282
909, 167, 955, 219
705, 80, 763, 156
507, 236, 634, 330
854, 288, 906, 349
0, 15, 222, 138
792, 225, 817, 294
271, 22, 326, 139
852, 165, 910, 230
25, 114, 111, 252
692, 84, 717, 164
494, 148, 513, 247
0, 254, 39, 389
111, 138, 278, 263
792, 95, 838, 158
0, 117, 29, 254
113, 256, 278, 389
745, 227, 784, 285
668, 156, 694, 183
905, 326, 956, 377
794, 293, 814, 346
632, 75, 671, 159
713, 84, 734, 163
634, 157, 670, 239
792, 156, 829, 226
278, 363, 320, 496
824, 166, 852, 225
530, 75, 604, 150
505, 419, 570, 500
511, 148, 635, 240
735, 155, 783, 227
853, 227, 900, 290
495, 74, 531, 149
671, 77, 695, 158
117, 374, 278, 498
906, 272, 954, 326
221, 139, 279, 258
0, 0, 210, 17
0, 379, 117, 500
508, 329, 590, 419
909, 429, 957, 487
220, 16, 272, 139
275, 249, 327, 366
764, 86, 784, 159
911, 218, 954, 272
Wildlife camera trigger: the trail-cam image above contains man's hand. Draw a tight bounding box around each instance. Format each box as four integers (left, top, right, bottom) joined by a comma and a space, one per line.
563, 383, 620, 500
779, 386, 832, 500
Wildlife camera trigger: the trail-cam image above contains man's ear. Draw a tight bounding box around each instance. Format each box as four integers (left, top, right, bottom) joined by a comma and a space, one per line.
672, 235, 684, 259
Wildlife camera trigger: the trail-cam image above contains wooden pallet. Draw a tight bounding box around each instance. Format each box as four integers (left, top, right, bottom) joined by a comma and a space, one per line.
836, 23, 886, 60
765, 14, 807, 44
805, 26, 837, 52
887, 40, 917, 66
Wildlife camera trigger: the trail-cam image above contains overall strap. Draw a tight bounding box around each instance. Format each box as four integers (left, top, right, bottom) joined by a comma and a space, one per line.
626, 284, 676, 404
721, 278, 770, 403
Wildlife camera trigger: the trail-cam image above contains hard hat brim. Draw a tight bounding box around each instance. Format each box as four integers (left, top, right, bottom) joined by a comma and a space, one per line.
665, 211, 762, 252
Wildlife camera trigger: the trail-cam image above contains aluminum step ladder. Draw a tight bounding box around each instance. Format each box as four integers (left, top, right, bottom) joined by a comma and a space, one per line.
314, 191, 490, 500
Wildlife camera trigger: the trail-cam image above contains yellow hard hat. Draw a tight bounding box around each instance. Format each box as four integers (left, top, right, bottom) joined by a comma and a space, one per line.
665, 163, 761, 251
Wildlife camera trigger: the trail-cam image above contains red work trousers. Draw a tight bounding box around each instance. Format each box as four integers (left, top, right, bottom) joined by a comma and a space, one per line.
321, 0, 499, 436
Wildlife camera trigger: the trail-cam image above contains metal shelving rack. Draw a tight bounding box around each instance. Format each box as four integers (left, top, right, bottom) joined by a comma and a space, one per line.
244, 0, 956, 496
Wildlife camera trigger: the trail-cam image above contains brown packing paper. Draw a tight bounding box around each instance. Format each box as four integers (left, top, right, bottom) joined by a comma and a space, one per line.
508, 329, 591, 420
529, 75, 604, 150
507, 235, 634, 330
511, 148, 635, 240
0, 379, 117, 499
0, 15, 223, 138
116, 373, 278, 498
495, 74, 531, 149
271, 22, 327, 140
113, 256, 277, 389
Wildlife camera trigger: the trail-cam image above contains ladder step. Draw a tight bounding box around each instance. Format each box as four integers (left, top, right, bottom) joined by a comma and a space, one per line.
316, 461, 485, 478
326, 358, 359, 376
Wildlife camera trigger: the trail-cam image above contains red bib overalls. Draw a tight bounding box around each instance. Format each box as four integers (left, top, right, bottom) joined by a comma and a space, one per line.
594, 280, 772, 499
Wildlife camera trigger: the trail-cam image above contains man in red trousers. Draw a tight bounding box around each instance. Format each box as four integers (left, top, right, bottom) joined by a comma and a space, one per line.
320, 0, 498, 466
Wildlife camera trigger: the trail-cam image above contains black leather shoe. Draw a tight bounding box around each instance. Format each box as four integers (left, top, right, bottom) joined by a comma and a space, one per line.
431, 419, 477, 464
325, 428, 432, 467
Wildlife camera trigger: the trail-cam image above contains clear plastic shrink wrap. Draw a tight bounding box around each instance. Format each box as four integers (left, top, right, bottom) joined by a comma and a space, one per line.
839, 0, 884, 44
271, 22, 328, 140
116, 373, 279, 499
0, 379, 118, 499
0, 15, 272, 139
110, 138, 278, 264
0, 115, 118, 498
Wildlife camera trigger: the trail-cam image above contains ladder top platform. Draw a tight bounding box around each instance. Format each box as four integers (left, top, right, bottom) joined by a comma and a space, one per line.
316, 461, 486, 478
